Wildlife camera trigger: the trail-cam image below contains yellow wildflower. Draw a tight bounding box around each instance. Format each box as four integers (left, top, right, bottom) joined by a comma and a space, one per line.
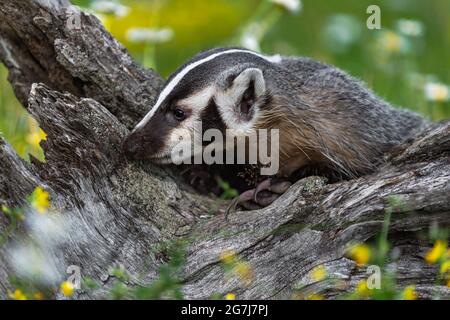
379, 31, 402, 53
355, 280, 370, 297
30, 186, 50, 214
311, 265, 327, 281
220, 249, 236, 265
60, 281, 74, 297
26, 128, 46, 148
234, 262, 255, 285
34, 292, 44, 300
440, 260, 450, 274
9, 289, 27, 300
425, 240, 447, 264
402, 285, 417, 300
307, 293, 324, 300
349, 244, 371, 266
224, 293, 236, 300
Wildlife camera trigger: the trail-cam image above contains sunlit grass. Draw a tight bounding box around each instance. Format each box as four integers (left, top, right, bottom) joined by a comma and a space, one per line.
0, 65, 45, 162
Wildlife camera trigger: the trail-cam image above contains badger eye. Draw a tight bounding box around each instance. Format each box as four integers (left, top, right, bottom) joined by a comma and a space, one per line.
173, 108, 185, 121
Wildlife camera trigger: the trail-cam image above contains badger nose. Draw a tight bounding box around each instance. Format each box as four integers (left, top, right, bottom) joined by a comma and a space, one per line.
122, 132, 141, 159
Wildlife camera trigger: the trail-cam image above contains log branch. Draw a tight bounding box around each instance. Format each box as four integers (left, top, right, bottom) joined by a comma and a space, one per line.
0, 0, 449, 299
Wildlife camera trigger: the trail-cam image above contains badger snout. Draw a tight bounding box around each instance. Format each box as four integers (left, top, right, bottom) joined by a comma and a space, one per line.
122, 132, 138, 159
122, 130, 148, 160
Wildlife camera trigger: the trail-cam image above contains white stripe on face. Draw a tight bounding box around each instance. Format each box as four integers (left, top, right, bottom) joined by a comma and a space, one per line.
134, 49, 280, 130
177, 86, 215, 113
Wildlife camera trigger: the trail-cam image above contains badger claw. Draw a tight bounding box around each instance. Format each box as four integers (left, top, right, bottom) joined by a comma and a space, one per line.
253, 178, 272, 202
225, 189, 255, 220
253, 178, 292, 202
225, 178, 292, 220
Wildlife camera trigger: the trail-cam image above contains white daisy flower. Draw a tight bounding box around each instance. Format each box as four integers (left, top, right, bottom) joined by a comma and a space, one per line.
396, 19, 424, 37
8, 244, 62, 285
90, 0, 130, 18
26, 210, 67, 246
240, 34, 261, 52
126, 27, 174, 44
270, 0, 302, 14
424, 82, 450, 102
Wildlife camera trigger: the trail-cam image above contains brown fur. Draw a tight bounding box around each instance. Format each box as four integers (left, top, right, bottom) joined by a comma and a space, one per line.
254, 96, 380, 180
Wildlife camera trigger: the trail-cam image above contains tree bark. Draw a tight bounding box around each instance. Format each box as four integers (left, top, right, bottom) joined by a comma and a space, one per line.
0, 0, 449, 300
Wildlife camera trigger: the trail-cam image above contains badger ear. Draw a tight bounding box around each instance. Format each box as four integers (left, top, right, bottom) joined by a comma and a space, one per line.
231, 68, 265, 117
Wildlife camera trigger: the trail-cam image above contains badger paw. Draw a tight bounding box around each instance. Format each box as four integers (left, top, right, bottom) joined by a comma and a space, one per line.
225, 178, 292, 220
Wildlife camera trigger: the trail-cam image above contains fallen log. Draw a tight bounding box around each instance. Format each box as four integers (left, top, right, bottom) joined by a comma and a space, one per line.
0, 0, 449, 299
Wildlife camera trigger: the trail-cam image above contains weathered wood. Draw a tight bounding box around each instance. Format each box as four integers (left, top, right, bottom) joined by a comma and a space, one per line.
0, 0, 449, 299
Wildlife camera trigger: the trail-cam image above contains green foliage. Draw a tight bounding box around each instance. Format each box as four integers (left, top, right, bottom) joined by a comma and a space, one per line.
80, 240, 188, 300
0, 66, 45, 162
217, 177, 239, 200
292, 196, 449, 300
82, 277, 100, 290
134, 240, 186, 299
3, 188, 450, 300
0, 204, 24, 247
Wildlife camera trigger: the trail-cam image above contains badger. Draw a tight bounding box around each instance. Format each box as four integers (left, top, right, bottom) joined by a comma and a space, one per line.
122, 47, 427, 213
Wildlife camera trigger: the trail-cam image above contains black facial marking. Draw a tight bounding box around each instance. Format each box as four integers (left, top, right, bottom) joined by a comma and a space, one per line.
201, 99, 227, 144
239, 79, 256, 116
258, 91, 273, 111
122, 110, 172, 160
224, 73, 238, 89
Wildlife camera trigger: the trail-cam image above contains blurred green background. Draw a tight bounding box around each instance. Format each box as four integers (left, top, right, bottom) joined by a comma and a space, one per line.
1, 0, 449, 162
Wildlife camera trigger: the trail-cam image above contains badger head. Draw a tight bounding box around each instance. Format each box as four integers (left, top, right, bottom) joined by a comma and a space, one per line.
122, 48, 279, 164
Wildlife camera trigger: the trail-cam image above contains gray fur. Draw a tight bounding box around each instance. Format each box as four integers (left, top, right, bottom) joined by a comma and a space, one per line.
124, 47, 428, 180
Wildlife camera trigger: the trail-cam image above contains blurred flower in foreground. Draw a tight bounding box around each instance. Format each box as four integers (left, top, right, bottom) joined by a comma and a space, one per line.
240, 33, 261, 52
7, 188, 73, 287
90, 0, 130, 18
396, 19, 424, 37
9, 245, 61, 285
307, 293, 324, 300
348, 243, 371, 266
26, 210, 67, 247
60, 281, 74, 297
34, 292, 44, 300
424, 82, 450, 103
402, 285, 417, 300
9, 289, 27, 300
220, 249, 236, 265
126, 27, 174, 44
425, 240, 447, 264
234, 261, 255, 285
311, 265, 327, 281
29, 186, 50, 214
270, 0, 302, 14
322, 14, 362, 54
224, 292, 235, 300
355, 279, 370, 298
